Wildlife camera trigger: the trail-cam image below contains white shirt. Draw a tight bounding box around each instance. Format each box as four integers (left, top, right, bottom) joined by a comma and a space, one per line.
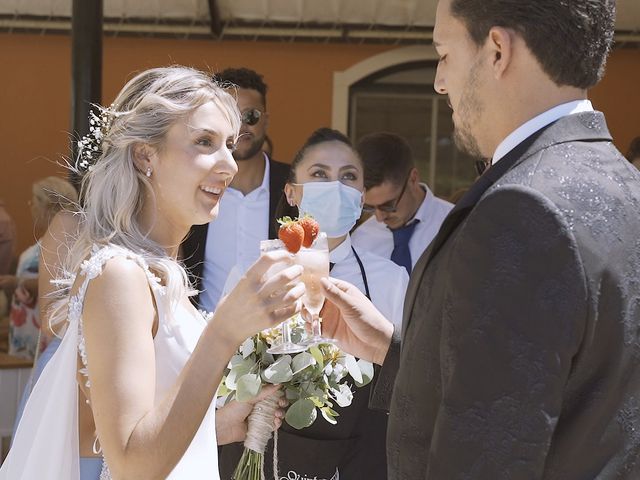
492, 99, 594, 165
200, 154, 271, 312
351, 185, 453, 269
330, 235, 409, 328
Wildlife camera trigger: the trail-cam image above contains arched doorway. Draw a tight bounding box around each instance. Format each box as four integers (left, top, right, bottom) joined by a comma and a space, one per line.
332, 46, 476, 200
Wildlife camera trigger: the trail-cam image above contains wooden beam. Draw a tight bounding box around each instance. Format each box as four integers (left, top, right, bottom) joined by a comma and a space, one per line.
207, 0, 223, 38
71, 0, 103, 169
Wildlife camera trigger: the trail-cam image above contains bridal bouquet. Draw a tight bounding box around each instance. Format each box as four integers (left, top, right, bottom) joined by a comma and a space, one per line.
218, 318, 373, 480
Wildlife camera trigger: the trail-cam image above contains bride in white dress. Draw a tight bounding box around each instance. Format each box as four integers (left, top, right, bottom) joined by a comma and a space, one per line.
0, 66, 304, 480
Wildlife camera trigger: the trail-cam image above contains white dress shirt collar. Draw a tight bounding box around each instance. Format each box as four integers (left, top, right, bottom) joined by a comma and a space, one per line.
492, 99, 594, 166
329, 234, 353, 264
400, 183, 431, 227
259, 152, 271, 191
413, 184, 434, 223
227, 152, 270, 197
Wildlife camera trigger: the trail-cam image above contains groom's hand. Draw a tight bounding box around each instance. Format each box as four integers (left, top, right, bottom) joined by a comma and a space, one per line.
320, 277, 394, 365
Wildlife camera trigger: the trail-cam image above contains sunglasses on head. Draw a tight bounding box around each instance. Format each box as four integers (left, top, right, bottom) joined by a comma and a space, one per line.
241, 108, 263, 126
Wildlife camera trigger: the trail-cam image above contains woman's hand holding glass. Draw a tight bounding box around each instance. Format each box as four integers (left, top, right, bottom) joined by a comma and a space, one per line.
259, 239, 309, 354
211, 249, 306, 348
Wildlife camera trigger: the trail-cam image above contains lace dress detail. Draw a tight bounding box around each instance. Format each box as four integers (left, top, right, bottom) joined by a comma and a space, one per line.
68, 244, 218, 480
74, 245, 166, 386
1, 240, 228, 480
72, 245, 167, 480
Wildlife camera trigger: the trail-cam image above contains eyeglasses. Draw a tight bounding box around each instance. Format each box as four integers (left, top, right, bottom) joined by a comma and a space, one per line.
241, 108, 263, 126
362, 173, 410, 214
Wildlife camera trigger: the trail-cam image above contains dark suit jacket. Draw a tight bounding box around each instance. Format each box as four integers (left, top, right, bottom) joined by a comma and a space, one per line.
373, 111, 640, 479
181, 156, 290, 307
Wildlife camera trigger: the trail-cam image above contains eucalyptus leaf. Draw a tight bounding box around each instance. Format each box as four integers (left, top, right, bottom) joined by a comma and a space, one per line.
228, 354, 244, 369
321, 407, 338, 425
344, 354, 362, 384
262, 355, 293, 384
241, 337, 255, 359
285, 398, 317, 429
325, 373, 340, 391
292, 352, 316, 374
285, 387, 300, 402
355, 359, 374, 387
236, 373, 262, 402
217, 380, 231, 397
225, 360, 253, 390
309, 346, 324, 368
261, 350, 275, 365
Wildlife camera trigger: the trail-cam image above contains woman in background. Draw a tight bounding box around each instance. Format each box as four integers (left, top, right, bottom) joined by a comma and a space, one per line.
0, 176, 78, 359
219, 127, 408, 480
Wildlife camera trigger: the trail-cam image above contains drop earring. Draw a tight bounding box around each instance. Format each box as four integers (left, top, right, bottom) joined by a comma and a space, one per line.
146, 167, 152, 178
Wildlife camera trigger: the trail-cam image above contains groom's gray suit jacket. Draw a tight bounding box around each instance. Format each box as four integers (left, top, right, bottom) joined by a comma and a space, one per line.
372, 111, 640, 479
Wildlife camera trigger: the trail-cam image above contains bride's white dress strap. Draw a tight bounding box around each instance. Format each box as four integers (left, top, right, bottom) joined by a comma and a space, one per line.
0, 244, 163, 480
75, 245, 166, 385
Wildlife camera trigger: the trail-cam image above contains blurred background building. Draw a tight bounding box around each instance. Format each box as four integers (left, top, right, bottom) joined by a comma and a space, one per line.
1, 0, 639, 254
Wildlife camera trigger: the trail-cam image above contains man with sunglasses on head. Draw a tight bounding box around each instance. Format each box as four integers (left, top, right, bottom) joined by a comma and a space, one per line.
181, 67, 290, 312
351, 132, 452, 275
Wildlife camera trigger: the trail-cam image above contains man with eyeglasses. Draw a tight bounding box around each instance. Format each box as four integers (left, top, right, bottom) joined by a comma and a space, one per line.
351, 132, 452, 275
181, 67, 290, 311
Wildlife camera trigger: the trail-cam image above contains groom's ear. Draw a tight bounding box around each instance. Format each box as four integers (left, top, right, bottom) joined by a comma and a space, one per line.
487, 26, 514, 80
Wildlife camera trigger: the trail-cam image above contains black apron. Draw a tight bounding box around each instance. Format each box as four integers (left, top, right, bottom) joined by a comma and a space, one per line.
218, 248, 389, 480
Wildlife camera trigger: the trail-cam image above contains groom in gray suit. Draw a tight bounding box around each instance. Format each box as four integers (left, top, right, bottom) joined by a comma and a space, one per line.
320, 0, 640, 478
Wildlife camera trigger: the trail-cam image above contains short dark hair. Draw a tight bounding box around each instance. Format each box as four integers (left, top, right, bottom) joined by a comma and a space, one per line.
449, 0, 616, 89
357, 132, 414, 190
627, 137, 640, 163
215, 67, 268, 106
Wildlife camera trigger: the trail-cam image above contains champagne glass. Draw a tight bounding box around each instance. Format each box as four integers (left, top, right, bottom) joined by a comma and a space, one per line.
297, 233, 334, 346
259, 239, 307, 355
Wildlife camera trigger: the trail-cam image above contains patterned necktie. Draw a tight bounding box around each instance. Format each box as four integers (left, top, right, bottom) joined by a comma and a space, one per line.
390, 220, 419, 274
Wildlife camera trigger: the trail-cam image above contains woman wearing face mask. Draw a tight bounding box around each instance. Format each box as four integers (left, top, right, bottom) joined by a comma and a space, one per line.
218, 127, 409, 480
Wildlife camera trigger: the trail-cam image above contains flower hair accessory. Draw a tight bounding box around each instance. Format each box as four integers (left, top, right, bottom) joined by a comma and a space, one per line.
76, 104, 118, 171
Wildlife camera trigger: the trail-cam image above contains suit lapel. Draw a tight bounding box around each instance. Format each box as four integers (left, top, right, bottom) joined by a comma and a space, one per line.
402, 111, 613, 336
401, 121, 553, 337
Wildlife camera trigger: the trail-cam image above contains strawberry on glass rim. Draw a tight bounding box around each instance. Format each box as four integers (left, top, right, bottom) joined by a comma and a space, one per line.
277, 216, 320, 253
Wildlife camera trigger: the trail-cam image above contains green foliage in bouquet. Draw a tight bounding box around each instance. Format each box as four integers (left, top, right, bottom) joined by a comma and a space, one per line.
219, 319, 374, 430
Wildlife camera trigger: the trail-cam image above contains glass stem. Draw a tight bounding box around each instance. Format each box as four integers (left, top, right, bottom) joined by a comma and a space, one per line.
282, 318, 293, 345
312, 314, 322, 338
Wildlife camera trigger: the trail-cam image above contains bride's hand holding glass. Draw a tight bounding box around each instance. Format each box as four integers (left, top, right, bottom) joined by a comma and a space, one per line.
211, 250, 305, 347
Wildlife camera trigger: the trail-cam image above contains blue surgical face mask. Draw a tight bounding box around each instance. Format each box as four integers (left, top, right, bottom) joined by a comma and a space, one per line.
298, 181, 363, 238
